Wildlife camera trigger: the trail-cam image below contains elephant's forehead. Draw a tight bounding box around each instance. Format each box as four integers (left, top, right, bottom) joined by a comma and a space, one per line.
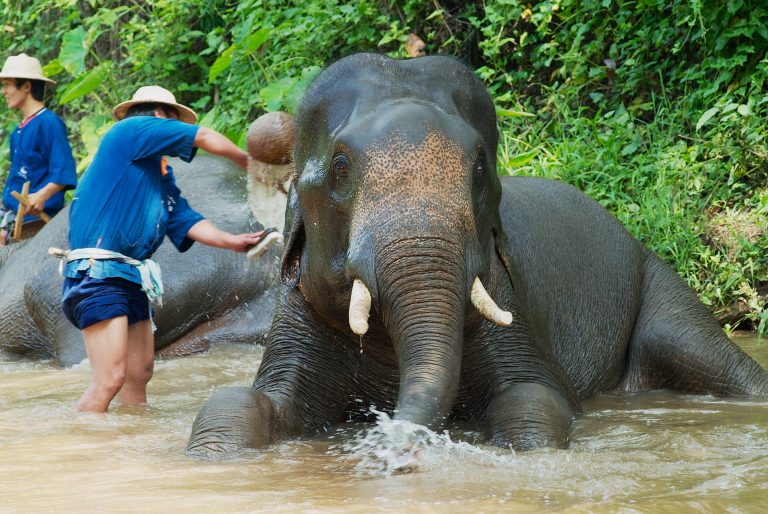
357, 130, 473, 225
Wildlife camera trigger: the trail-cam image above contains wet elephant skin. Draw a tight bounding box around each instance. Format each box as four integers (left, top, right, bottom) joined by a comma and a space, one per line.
0, 155, 280, 366
188, 53, 768, 455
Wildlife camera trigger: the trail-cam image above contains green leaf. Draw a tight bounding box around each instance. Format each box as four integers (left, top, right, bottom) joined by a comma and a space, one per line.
59, 61, 111, 104
282, 66, 321, 113
76, 113, 113, 173
505, 149, 538, 168
198, 107, 217, 129
737, 104, 751, 116
621, 141, 638, 156
246, 28, 270, 53
426, 9, 444, 21
208, 44, 235, 83
378, 34, 395, 46
496, 107, 535, 118
236, 129, 248, 149
58, 26, 88, 76
42, 59, 64, 77
695, 107, 719, 131
259, 77, 293, 111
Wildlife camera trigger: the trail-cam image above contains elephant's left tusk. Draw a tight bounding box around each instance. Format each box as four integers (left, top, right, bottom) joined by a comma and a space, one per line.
471, 277, 513, 327
349, 278, 372, 335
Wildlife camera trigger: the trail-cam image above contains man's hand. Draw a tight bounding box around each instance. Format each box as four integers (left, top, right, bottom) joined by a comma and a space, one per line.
229, 230, 271, 252
187, 220, 279, 253
24, 183, 65, 216
25, 191, 46, 215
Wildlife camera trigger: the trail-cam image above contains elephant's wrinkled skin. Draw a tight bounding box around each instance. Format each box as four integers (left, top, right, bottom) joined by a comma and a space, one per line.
188, 53, 768, 455
0, 155, 280, 366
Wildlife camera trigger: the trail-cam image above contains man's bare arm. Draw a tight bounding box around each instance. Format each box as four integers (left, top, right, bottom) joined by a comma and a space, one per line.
194, 127, 248, 170
186, 219, 267, 252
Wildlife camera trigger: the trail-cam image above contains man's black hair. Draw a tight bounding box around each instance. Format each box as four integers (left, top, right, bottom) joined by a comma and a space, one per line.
13, 78, 46, 102
125, 102, 179, 119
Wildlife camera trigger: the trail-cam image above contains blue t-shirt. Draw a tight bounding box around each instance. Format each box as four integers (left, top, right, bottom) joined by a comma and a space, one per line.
64, 116, 205, 284
1, 108, 77, 221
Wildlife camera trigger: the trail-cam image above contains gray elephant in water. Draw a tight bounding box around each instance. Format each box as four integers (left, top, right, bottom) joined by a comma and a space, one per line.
188, 53, 768, 455
0, 155, 280, 367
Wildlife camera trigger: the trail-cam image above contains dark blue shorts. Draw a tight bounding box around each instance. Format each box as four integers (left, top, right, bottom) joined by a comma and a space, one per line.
62, 275, 150, 330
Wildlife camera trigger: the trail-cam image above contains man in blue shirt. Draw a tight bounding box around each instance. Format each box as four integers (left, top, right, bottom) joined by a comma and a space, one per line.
0, 53, 77, 245
61, 85, 277, 412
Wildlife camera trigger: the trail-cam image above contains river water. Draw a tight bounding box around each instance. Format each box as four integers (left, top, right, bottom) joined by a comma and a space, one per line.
1, 333, 766, 513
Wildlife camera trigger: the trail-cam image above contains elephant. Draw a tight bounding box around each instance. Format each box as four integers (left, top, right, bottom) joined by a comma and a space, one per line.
0, 154, 281, 367
187, 53, 768, 455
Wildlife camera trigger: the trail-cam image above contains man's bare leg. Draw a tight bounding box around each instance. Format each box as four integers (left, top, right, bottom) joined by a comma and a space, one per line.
77, 316, 128, 412
0, 229, 7, 247
119, 319, 154, 406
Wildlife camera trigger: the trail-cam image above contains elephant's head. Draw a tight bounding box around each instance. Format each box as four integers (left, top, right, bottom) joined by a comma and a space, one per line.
281, 53, 513, 428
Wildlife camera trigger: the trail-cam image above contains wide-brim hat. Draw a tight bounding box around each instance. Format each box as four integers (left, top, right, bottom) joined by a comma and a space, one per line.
113, 85, 197, 123
0, 53, 56, 84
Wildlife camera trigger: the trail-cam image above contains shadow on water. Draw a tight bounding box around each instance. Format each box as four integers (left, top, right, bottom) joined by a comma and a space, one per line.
0, 334, 766, 513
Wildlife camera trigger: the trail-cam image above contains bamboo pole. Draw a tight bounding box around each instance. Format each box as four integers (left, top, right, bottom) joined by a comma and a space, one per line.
10, 191, 51, 222
12, 181, 30, 241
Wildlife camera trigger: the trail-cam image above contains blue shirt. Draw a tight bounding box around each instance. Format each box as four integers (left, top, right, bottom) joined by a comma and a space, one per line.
1, 108, 77, 221
64, 116, 204, 284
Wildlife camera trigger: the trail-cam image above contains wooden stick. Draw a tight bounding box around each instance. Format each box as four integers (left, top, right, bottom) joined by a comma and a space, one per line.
11, 191, 51, 222
12, 181, 30, 240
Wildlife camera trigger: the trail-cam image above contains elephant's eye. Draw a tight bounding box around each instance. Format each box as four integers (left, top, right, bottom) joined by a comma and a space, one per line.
475, 154, 487, 177
332, 153, 351, 177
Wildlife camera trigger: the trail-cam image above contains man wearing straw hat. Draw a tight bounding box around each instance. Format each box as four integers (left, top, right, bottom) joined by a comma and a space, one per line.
57, 85, 279, 412
0, 53, 77, 245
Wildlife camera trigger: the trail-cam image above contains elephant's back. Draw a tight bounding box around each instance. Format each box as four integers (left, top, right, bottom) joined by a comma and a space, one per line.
149, 156, 278, 348
0, 209, 69, 358
167, 155, 250, 233
499, 177, 646, 397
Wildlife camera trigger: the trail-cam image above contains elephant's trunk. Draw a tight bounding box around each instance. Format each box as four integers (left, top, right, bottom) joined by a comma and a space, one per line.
376, 237, 465, 427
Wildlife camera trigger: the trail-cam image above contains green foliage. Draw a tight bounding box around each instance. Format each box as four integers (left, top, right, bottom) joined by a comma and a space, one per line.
0, 0, 765, 331
502, 91, 767, 333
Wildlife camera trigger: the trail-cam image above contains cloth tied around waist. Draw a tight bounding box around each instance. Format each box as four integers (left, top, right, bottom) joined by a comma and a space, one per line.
48, 247, 164, 307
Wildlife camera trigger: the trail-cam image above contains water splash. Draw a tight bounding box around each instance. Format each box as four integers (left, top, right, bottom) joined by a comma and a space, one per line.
336, 408, 515, 477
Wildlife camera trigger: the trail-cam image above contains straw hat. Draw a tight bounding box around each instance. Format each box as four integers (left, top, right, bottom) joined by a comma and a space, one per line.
113, 85, 197, 123
0, 53, 56, 84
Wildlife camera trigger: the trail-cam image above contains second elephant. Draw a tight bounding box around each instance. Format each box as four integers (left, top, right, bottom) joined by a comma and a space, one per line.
0, 155, 280, 366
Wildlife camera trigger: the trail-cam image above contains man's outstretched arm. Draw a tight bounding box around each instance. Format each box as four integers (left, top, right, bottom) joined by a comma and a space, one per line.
186, 219, 268, 252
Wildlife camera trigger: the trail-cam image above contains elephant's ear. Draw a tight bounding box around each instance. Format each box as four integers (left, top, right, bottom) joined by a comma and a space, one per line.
281, 181, 304, 287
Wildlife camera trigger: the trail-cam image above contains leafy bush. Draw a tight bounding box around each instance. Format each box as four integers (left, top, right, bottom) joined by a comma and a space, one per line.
0, 0, 765, 331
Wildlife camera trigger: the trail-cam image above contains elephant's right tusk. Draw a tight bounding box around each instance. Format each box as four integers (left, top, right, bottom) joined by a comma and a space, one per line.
349, 278, 372, 335
471, 277, 513, 326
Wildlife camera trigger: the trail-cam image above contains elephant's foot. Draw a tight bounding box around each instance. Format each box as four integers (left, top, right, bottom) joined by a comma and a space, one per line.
485, 382, 576, 450
187, 386, 276, 458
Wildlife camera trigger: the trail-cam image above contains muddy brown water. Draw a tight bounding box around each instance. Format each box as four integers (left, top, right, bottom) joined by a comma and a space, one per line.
1, 333, 766, 513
